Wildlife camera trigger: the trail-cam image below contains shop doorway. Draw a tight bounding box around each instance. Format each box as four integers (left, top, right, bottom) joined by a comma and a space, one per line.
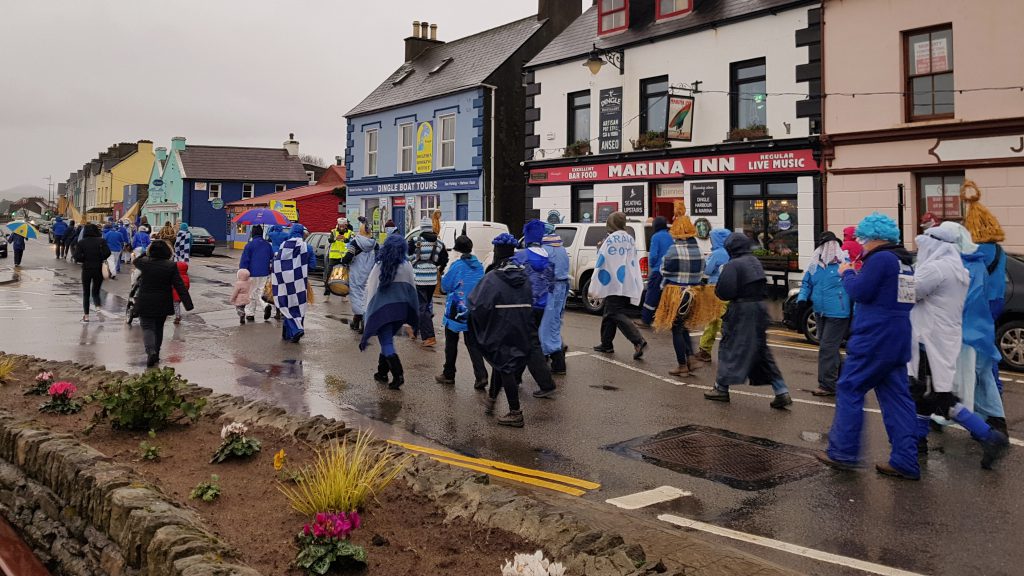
654, 200, 675, 221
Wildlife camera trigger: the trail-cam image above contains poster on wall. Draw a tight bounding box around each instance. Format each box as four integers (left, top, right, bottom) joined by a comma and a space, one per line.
599, 87, 623, 153
415, 121, 433, 174
596, 202, 618, 223
621, 185, 645, 216
689, 182, 718, 216
667, 95, 695, 141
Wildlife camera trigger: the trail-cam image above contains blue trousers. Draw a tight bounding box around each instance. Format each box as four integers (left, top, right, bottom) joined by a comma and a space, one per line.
974, 354, 1005, 419
539, 280, 568, 355
377, 323, 396, 356
827, 353, 919, 477
640, 272, 663, 325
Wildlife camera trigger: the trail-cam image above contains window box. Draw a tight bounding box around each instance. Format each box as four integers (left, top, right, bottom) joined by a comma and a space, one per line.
630, 131, 670, 151
563, 140, 592, 158
725, 125, 771, 142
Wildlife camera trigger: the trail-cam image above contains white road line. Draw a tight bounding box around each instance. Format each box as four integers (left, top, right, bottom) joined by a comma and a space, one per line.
606, 486, 691, 509
659, 514, 926, 576
564, 350, 588, 358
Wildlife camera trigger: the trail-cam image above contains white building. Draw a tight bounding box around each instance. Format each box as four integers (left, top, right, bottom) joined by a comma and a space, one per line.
523, 0, 822, 276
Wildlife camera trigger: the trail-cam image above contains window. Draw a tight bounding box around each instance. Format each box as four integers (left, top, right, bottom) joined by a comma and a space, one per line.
572, 186, 595, 223
242, 183, 255, 198
555, 227, 577, 247
439, 114, 456, 169
598, 0, 628, 35
567, 90, 591, 145
275, 184, 286, 193
455, 193, 469, 220
727, 180, 798, 258
657, 0, 691, 19
208, 183, 221, 201
418, 194, 439, 223
398, 123, 414, 173
584, 224, 635, 247
918, 173, 964, 227
905, 26, 954, 120
731, 58, 767, 130
365, 129, 379, 177
640, 76, 669, 135
306, 170, 316, 184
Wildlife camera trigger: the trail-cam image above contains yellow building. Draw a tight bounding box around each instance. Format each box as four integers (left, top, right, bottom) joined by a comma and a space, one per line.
94, 141, 154, 220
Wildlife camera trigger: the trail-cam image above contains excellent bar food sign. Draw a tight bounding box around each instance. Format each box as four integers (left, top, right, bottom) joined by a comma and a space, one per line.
529, 150, 816, 184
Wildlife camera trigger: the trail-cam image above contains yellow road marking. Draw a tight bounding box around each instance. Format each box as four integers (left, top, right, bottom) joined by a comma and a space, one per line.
389, 440, 601, 490
429, 456, 587, 497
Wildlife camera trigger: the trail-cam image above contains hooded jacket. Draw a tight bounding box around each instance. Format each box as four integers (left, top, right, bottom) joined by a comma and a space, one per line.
469, 261, 534, 373
239, 235, 273, 277
441, 254, 484, 332
841, 243, 914, 366
841, 226, 863, 269
133, 242, 193, 317
512, 246, 553, 310
268, 225, 289, 253
703, 228, 732, 285
104, 227, 125, 252
715, 233, 766, 302
648, 219, 673, 274
52, 217, 68, 238
132, 229, 151, 250
74, 226, 111, 272
230, 269, 251, 306
908, 229, 967, 392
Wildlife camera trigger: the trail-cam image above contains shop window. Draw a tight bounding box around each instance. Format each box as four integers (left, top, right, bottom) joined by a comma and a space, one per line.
572, 186, 595, 223
455, 193, 469, 220
728, 180, 798, 265
439, 114, 456, 169
241, 183, 254, 199
365, 129, 379, 176
657, 0, 691, 20
418, 194, 439, 224
567, 90, 591, 145
398, 123, 414, 173
598, 0, 628, 35
905, 26, 954, 120
730, 58, 767, 130
640, 76, 669, 135
918, 173, 964, 228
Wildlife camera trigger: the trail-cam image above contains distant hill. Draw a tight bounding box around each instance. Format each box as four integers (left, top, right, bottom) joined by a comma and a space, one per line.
0, 184, 49, 202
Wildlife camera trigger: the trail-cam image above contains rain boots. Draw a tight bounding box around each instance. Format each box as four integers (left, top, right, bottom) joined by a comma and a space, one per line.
373, 354, 390, 384
349, 315, 363, 333
264, 304, 273, 321
549, 350, 567, 375
385, 355, 404, 390
951, 405, 1009, 469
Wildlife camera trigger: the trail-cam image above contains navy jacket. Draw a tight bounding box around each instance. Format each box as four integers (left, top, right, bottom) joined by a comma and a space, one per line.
841, 244, 914, 366
240, 237, 274, 277
469, 262, 534, 373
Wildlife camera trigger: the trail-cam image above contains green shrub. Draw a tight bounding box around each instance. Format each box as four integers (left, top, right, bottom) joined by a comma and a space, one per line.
88, 368, 206, 432
190, 475, 221, 502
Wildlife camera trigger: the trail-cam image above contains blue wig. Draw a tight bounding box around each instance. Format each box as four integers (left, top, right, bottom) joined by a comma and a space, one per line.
855, 212, 901, 243
492, 232, 518, 246
377, 234, 407, 289
289, 224, 306, 238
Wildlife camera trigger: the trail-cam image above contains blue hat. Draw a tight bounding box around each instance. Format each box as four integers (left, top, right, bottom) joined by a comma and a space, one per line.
492, 232, 517, 246
523, 219, 545, 245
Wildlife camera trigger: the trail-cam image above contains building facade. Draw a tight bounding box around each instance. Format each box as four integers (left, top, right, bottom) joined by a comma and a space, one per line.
524, 0, 822, 271
227, 164, 347, 244
822, 0, 1024, 252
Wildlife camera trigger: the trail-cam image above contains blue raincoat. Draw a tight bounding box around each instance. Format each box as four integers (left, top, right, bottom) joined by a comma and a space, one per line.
346, 234, 378, 316
440, 254, 484, 332
267, 225, 289, 254
539, 235, 570, 355
704, 228, 732, 285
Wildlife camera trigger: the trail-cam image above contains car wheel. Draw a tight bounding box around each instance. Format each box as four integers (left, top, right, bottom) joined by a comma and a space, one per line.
579, 277, 604, 315
997, 320, 1024, 371
802, 307, 819, 345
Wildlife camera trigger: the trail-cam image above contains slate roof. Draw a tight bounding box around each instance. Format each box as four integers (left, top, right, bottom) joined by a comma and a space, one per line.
177, 146, 309, 181
346, 16, 545, 117
528, 0, 816, 68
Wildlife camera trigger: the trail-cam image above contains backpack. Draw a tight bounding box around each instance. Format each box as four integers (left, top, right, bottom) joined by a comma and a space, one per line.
986, 244, 1004, 276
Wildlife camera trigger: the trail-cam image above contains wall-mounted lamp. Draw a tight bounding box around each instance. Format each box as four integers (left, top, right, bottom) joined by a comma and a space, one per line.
583, 44, 624, 75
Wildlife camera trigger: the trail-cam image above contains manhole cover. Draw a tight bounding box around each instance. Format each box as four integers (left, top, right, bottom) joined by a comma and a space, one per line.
604, 425, 823, 490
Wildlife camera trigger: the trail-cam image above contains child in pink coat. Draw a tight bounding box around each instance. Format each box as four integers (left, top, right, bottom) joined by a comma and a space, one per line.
230, 269, 251, 325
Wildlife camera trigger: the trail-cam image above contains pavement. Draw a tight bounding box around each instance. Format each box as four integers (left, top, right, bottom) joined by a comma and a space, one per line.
1, 237, 1021, 576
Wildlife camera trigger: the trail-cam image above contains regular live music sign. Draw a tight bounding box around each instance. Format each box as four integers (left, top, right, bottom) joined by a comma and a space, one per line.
528, 150, 817, 184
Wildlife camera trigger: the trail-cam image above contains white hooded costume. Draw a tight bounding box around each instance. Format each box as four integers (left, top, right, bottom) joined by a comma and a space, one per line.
908, 225, 968, 393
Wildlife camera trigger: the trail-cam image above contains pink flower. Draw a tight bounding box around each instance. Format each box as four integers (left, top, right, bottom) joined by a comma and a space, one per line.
47, 381, 77, 398
312, 523, 325, 538
35, 371, 53, 382
303, 524, 312, 536
315, 512, 326, 524
350, 511, 361, 530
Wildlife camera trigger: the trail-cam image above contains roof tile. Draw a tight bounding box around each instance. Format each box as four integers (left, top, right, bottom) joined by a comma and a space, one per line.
177, 146, 309, 181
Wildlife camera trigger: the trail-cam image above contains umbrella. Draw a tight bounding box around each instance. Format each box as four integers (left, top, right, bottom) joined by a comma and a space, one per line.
6, 221, 39, 239
232, 208, 290, 226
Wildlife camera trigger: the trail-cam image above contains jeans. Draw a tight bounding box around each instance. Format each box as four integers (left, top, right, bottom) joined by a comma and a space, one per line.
81, 268, 103, 315
378, 323, 396, 356
416, 285, 436, 340
140, 316, 167, 357
816, 315, 850, 392
699, 300, 727, 352
672, 322, 694, 364
600, 295, 643, 347
489, 370, 520, 411
246, 275, 268, 317
539, 280, 569, 355
640, 272, 663, 325
443, 327, 488, 382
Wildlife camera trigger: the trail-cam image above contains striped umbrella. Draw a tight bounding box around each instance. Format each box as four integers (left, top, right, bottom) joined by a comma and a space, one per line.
5, 221, 39, 239
231, 208, 291, 226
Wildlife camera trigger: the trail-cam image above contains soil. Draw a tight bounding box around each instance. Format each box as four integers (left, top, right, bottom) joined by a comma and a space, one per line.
0, 363, 535, 575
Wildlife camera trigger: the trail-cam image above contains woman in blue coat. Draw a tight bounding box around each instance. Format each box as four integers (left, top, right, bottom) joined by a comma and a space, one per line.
796, 231, 850, 396
435, 234, 488, 388
820, 213, 920, 480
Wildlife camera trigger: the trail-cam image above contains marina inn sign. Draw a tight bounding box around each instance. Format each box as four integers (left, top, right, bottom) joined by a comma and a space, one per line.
529, 150, 817, 184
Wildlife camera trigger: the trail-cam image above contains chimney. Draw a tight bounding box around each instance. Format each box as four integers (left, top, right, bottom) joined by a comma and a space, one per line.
335, 155, 343, 166
283, 133, 300, 156
155, 147, 167, 162
404, 19, 443, 61
170, 136, 186, 151
538, 0, 583, 35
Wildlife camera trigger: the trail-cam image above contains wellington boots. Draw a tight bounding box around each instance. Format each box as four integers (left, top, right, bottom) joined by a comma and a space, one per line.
349, 315, 360, 331
549, 350, 567, 375
981, 430, 1010, 470
355, 315, 364, 334
986, 416, 1008, 437
385, 355, 404, 390
373, 354, 390, 384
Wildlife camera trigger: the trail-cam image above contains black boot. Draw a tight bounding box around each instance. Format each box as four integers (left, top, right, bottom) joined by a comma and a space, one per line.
549, 350, 567, 375
986, 416, 1008, 437
386, 355, 404, 390
356, 316, 364, 334
373, 354, 390, 384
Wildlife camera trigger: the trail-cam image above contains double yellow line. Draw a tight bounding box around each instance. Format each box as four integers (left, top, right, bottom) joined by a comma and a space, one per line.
389, 440, 600, 497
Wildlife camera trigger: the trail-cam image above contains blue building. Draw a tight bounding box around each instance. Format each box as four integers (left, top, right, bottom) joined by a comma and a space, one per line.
344, 2, 580, 235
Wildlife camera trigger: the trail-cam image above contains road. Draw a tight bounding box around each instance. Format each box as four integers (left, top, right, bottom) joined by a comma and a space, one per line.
1, 238, 1021, 576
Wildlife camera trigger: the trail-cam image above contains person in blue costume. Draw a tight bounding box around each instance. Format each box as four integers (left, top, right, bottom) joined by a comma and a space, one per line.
271, 224, 315, 343
695, 228, 733, 362
361, 234, 420, 390
511, 219, 557, 398
267, 224, 289, 254
636, 216, 672, 329
540, 223, 571, 375
818, 212, 920, 480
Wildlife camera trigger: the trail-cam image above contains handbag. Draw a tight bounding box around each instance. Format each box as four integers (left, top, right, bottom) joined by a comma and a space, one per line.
101, 261, 111, 280
327, 266, 350, 296
261, 279, 274, 304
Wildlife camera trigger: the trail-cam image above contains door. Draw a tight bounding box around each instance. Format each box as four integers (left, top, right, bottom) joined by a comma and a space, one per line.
654, 200, 675, 221
392, 206, 405, 237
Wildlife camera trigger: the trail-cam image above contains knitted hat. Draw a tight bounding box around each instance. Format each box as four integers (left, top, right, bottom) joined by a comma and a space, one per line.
854, 212, 900, 243
453, 235, 473, 254
669, 201, 696, 239
961, 180, 1005, 243
523, 219, 546, 245
492, 232, 518, 261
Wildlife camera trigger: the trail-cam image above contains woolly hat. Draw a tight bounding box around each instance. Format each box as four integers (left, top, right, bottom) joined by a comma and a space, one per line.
961, 180, 1005, 243
854, 212, 900, 243
523, 219, 546, 245
453, 235, 473, 254
251, 224, 264, 238
669, 201, 696, 239
606, 211, 627, 232
491, 232, 518, 261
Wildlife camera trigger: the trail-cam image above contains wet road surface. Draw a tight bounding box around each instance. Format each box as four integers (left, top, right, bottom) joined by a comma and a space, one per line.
1, 239, 1021, 576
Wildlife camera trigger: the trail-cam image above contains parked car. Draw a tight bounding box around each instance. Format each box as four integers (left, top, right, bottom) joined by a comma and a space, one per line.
782, 288, 819, 344
406, 220, 510, 267
556, 221, 650, 315
305, 232, 329, 275
0, 234, 7, 258
189, 226, 217, 256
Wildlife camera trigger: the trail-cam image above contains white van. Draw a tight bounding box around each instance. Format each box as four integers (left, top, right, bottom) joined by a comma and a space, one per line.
406, 221, 510, 266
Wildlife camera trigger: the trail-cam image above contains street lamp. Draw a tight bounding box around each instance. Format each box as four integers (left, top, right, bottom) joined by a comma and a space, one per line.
583, 44, 624, 75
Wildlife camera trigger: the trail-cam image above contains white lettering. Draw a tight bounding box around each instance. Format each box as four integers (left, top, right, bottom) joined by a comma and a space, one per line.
671, 160, 685, 174
636, 163, 647, 176
609, 165, 623, 178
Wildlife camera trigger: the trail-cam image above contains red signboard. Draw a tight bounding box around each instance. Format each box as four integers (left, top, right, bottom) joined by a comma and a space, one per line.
529, 150, 817, 184
925, 195, 961, 218
392, 196, 406, 207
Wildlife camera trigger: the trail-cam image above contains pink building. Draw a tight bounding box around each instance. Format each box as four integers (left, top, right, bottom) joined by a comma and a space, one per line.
822, 0, 1024, 251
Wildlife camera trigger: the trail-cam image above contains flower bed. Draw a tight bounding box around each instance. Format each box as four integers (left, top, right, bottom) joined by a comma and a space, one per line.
0, 357, 536, 575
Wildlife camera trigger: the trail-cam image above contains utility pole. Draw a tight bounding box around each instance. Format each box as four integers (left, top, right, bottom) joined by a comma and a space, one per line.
43, 175, 53, 217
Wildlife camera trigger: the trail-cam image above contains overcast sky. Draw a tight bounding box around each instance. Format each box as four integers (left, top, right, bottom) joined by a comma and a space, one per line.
0, 0, 588, 193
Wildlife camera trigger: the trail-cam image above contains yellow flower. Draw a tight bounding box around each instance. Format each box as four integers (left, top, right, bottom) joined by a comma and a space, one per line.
273, 449, 286, 471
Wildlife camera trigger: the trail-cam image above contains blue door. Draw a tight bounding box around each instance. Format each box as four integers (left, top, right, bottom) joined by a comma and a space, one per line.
393, 206, 405, 236
455, 193, 469, 220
